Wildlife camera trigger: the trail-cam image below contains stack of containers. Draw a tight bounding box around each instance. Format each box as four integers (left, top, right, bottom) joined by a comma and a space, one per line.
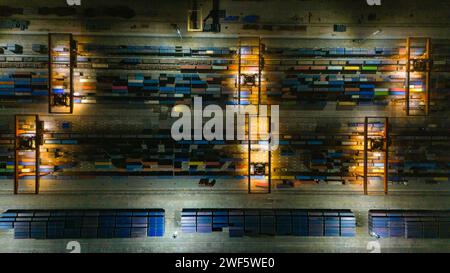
324, 212, 340, 236
291, 210, 308, 236
112, 75, 128, 95
128, 74, 144, 95
0, 74, 14, 96
0, 209, 165, 239
143, 76, 159, 94
126, 159, 143, 171
212, 210, 228, 232
0, 156, 14, 175
175, 75, 191, 95
308, 211, 324, 236
115, 211, 135, 238
31, 73, 48, 96
98, 211, 116, 238
181, 209, 356, 238
260, 210, 275, 235
191, 78, 207, 96
81, 211, 99, 238
266, 46, 410, 106
228, 209, 244, 237
369, 210, 450, 239
148, 210, 165, 237
159, 46, 176, 56
14, 72, 32, 96
244, 210, 260, 235
197, 211, 213, 233
51, 72, 66, 97
340, 211, 357, 237
436, 212, 450, 234
94, 159, 112, 169
275, 210, 292, 235
180, 209, 196, 233
389, 212, 405, 237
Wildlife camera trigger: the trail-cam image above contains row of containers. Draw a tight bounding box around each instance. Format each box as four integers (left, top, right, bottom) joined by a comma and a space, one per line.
0, 209, 165, 239
182, 209, 449, 239
181, 209, 356, 237
1, 209, 449, 239
369, 210, 450, 239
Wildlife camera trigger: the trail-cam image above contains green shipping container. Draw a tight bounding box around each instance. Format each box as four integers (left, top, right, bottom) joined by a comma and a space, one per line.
362, 66, 378, 71
375, 91, 389, 96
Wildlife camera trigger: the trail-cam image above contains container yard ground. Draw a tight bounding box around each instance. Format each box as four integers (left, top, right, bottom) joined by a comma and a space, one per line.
0, 0, 449, 254
0, 191, 449, 253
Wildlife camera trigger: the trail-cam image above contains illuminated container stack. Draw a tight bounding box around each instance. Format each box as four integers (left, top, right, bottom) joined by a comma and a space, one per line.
0, 209, 165, 239
369, 210, 450, 238
181, 209, 356, 237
